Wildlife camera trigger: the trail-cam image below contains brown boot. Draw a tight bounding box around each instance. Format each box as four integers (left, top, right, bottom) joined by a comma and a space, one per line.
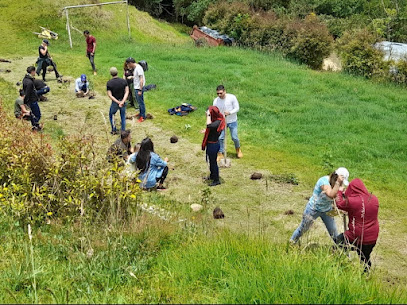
217, 152, 224, 162
236, 148, 243, 158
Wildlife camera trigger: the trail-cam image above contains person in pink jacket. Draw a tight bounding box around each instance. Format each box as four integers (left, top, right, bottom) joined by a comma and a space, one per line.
335, 178, 379, 272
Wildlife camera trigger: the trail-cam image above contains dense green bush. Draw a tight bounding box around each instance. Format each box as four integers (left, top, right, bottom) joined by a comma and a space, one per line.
286, 14, 333, 69
388, 58, 407, 85
0, 104, 141, 225
337, 29, 386, 78
204, 3, 333, 69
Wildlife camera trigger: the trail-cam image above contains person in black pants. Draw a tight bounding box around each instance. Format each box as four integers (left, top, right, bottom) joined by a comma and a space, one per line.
23, 66, 42, 131
201, 106, 225, 186
36, 39, 61, 81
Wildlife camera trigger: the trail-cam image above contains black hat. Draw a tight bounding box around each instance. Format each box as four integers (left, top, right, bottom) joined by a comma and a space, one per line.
126, 57, 136, 63
43, 39, 49, 45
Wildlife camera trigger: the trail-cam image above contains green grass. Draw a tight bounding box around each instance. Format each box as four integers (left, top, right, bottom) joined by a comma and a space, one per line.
1, 0, 407, 302
0, 217, 405, 304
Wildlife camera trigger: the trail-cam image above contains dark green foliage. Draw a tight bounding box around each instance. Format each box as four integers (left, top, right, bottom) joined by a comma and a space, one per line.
338, 29, 386, 78
204, 2, 333, 69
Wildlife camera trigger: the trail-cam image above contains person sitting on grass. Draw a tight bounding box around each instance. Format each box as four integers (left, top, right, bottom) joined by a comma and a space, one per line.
106, 130, 132, 163
334, 178, 379, 273
290, 167, 350, 244
128, 137, 168, 190
75, 74, 89, 98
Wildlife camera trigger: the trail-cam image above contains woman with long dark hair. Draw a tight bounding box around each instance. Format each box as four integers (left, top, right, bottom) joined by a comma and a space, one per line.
128, 137, 168, 190
290, 167, 350, 244
335, 178, 379, 272
202, 106, 225, 186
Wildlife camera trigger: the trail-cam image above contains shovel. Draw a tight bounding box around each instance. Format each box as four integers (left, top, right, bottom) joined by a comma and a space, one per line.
219, 125, 231, 168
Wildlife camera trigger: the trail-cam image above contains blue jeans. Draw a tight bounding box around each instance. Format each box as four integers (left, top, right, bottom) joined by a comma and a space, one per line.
109, 102, 126, 132
135, 89, 145, 119
219, 121, 240, 153
206, 142, 220, 181
29, 101, 41, 127
290, 203, 338, 243
36, 86, 50, 97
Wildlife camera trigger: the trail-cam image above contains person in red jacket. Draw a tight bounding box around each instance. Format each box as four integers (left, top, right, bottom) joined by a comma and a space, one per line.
335, 178, 379, 272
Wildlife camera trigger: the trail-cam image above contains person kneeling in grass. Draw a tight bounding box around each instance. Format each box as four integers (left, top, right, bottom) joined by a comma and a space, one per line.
128, 137, 168, 190
335, 178, 379, 273
75, 74, 89, 98
107, 130, 132, 163
290, 167, 350, 244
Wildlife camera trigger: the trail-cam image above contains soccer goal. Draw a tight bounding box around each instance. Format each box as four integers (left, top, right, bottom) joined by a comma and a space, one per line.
63, 0, 131, 48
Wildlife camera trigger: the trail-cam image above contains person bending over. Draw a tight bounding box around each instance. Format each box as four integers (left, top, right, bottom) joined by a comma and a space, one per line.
34, 79, 50, 101
290, 167, 350, 244
107, 130, 132, 163
128, 137, 168, 190
335, 178, 379, 272
75, 74, 89, 98
36, 39, 61, 81
14, 89, 34, 125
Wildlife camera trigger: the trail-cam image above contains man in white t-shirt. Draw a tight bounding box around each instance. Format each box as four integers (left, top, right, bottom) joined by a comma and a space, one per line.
213, 85, 243, 159
126, 57, 146, 123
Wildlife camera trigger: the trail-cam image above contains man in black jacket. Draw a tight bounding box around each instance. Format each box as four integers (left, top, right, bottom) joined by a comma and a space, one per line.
36, 39, 61, 81
23, 66, 42, 131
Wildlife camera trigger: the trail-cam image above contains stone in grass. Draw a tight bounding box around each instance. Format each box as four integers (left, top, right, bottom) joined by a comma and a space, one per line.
250, 172, 263, 180
284, 209, 294, 215
190, 203, 203, 212
213, 207, 225, 219
146, 113, 154, 119
170, 135, 178, 143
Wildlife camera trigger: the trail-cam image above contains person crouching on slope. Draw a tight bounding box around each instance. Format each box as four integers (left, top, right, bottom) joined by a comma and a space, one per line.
335, 178, 379, 272
290, 167, 350, 244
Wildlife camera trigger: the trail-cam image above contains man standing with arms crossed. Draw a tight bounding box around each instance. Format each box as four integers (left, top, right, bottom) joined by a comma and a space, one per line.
84, 30, 97, 75
125, 57, 146, 123
213, 85, 243, 159
107, 67, 129, 135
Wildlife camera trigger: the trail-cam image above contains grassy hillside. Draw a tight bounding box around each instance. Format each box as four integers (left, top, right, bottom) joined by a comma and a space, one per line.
0, 0, 407, 303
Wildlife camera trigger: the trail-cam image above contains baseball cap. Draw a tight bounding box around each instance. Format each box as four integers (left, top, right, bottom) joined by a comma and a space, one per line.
126, 57, 136, 63
43, 39, 49, 45
109, 67, 118, 75
81, 74, 87, 82
335, 167, 349, 186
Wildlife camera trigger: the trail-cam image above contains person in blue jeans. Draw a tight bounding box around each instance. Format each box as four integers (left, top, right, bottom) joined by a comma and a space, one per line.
125, 57, 146, 122
22, 66, 42, 131
290, 167, 350, 244
213, 85, 243, 159
34, 79, 50, 101
106, 67, 129, 135
201, 106, 225, 187
128, 137, 169, 190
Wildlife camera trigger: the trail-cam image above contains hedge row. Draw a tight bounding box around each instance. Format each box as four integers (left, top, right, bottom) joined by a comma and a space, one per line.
203, 2, 333, 69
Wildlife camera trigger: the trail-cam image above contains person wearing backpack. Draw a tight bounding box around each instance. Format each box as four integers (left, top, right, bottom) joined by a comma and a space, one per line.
125, 57, 146, 122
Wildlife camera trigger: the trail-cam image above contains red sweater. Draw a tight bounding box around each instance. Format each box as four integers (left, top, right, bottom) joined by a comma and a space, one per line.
336, 178, 379, 245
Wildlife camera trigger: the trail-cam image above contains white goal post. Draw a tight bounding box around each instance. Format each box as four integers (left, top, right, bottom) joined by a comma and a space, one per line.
63, 0, 131, 48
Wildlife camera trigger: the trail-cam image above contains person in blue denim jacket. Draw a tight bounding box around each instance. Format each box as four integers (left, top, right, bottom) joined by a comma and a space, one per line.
290, 167, 350, 244
128, 138, 168, 190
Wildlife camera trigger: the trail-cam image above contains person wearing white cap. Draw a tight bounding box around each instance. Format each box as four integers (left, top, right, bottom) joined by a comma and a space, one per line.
290, 167, 350, 244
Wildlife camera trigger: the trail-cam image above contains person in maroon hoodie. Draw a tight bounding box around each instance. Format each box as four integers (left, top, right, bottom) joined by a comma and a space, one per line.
335, 178, 379, 272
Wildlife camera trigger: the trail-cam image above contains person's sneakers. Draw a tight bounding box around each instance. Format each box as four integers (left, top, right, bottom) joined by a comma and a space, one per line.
110, 130, 118, 135
236, 148, 243, 158
202, 176, 211, 181
209, 180, 221, 187
216, 152, 224, 162
157, 185, 167, 190
93, 71, 97, 76
137, 117, 145, 123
